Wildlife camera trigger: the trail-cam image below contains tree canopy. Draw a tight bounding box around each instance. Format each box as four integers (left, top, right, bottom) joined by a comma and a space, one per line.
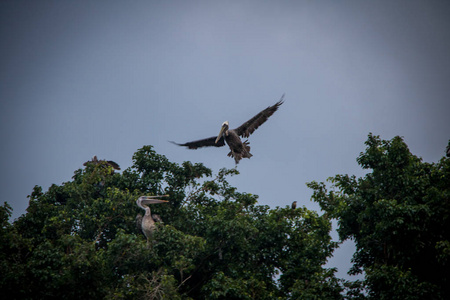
2, 135, 449, 299
308, 134, 450, 299
1, 146, 342, 299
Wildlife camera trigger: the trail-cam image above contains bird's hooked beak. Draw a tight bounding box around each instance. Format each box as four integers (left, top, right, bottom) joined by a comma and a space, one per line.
215, 121, 228, 144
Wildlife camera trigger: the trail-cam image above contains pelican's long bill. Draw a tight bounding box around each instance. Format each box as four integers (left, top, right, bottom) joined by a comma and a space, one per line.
215, 124, 227, 144
138, 195, 169, 206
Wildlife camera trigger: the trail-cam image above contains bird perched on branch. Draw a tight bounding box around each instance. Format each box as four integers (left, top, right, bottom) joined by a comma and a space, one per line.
135, 195, 169, 241
83, 155, 121, 170
291, 201, 297, 210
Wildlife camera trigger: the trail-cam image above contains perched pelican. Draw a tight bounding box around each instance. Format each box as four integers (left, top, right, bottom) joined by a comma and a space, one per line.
84, 155, 121, 170
291, 201, 297, 210
136, 195, 169, 240
171, 95, 284, 164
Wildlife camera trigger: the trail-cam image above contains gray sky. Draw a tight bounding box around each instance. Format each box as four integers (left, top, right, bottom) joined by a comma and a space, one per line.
1, 0, 449, 280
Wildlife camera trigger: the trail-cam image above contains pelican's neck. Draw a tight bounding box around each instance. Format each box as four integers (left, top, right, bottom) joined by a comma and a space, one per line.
144, 206, 151, 216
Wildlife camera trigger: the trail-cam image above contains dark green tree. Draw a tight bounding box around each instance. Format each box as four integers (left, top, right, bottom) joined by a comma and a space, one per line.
308, 134, 450, 299
1, 146, 342, 299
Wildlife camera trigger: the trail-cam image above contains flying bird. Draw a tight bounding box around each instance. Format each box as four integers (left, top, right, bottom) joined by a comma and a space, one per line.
136, 195, 169, 241
171, 94, 284, 164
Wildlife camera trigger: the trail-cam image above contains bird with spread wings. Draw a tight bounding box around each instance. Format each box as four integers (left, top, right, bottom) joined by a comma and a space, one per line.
171, 94, 284, 164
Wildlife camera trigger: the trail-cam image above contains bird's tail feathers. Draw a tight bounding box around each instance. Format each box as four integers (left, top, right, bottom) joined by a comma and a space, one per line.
243, 140, 252, 158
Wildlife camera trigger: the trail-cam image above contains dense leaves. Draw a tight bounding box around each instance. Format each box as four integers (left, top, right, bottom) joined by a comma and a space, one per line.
308, 134, 450, 299
5, 136, 445, 299
1, 146, 342, 299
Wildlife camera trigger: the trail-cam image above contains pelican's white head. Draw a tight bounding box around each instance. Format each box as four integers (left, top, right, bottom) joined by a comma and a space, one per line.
216, 121, 229, 143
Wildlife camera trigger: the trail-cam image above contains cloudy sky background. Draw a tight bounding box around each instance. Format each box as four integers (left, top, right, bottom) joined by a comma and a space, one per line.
1, 0, 449, 280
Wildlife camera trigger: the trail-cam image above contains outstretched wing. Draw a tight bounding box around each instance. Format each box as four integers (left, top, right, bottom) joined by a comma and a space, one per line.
234, 94, 284, 138
83, 156, 120, 170
170, 136, 225, 149
107, 160, 121, 170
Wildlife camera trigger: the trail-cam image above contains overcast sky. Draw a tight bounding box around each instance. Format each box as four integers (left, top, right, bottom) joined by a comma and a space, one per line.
1, 0, 449, 280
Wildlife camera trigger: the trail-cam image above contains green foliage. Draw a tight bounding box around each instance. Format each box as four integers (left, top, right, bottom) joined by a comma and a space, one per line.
1, 145, 341, 299
308, 134, 450, 299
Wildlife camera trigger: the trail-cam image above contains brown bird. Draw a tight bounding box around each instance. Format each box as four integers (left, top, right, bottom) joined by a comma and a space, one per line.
135, 195, 169, 241
171, 95, 284, 164
291, 201, 297, 210
83, 155, 121, 170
